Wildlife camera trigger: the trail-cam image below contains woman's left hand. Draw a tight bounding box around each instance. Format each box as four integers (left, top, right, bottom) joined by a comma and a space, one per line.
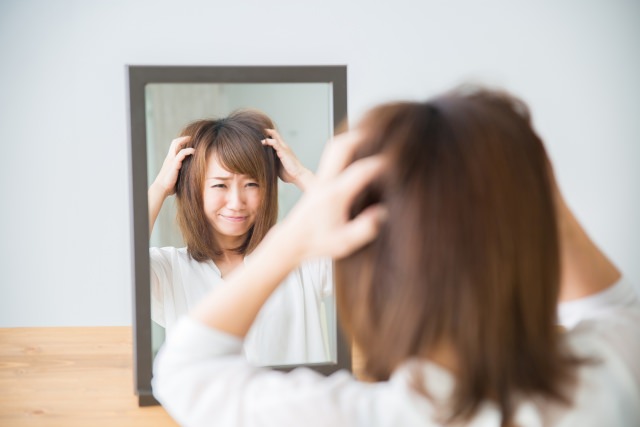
262, 129, 314, 190
281, 131, 388, 259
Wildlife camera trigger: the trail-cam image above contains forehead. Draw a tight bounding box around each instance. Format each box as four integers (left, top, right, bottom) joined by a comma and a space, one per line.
205, 153, 252, 178
205, 153, 229, 175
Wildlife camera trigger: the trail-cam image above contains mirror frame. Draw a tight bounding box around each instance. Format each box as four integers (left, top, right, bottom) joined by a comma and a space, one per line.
127, 65, 349, 406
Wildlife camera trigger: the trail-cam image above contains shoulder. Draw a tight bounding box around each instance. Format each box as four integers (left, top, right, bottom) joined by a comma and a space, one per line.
558, 276, 640, 329
150, 246, 198, 266
563, 313, 640, 420
296, 257, 332, 276
291, 257, 333, 296
561, 326, 640, 425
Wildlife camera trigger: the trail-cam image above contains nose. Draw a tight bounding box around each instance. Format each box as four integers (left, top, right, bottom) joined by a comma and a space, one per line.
225, 185, 246, 210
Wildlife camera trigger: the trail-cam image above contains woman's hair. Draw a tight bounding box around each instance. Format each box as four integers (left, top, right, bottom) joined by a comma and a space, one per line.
335, 87, 579, 425
175, 109, 279, 261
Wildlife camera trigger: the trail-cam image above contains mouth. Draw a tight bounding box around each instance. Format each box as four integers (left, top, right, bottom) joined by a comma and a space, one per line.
220, 215, 248, 223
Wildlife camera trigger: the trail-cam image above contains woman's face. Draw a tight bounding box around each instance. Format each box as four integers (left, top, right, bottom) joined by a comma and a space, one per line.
202, 153, 262, 247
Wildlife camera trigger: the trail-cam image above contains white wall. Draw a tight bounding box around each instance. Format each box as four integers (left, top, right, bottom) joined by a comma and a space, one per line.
1, 0, 638, 326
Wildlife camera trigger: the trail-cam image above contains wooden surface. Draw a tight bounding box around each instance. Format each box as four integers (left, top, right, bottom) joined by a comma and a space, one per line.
0, 326, 178, 427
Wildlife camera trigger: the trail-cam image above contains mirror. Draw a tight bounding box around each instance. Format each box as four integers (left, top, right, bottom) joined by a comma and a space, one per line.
146, 82, 334, 363
128, 66, 350, 406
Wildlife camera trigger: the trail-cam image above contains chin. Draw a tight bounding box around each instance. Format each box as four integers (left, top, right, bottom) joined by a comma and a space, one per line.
216, 225, 251, 237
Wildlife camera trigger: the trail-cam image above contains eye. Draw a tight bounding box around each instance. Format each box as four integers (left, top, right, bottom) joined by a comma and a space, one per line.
211, 184, 226, 189
246, 182, 260, 188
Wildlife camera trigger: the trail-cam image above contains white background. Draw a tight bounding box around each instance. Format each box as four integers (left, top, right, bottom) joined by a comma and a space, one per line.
1, 0, 638, 326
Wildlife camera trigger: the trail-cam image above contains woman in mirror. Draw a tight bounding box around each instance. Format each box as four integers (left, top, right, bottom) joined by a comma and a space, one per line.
148, 109, 333, 366
153, 88, 640, 426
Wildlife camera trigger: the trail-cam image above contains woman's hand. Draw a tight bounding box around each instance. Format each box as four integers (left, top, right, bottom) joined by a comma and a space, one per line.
262, 129, 314, 190
148, 136, 195, 235
151, 136, 195, 197
280, 131, 387, 259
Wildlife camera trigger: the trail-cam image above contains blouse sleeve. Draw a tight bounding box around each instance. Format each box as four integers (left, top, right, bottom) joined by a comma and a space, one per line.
303, 257, 334, 299
561, 277, 640, 390
152, 317, 360, 427
149, 247, 173, 328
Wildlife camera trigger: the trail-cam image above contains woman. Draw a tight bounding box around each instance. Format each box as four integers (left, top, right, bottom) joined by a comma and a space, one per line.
148, 109, 333, 365
153, 89, 640, 426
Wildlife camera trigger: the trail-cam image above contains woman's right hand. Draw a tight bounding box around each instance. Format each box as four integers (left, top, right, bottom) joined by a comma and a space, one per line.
151, 136, 195, 197
148, 136, 195, 235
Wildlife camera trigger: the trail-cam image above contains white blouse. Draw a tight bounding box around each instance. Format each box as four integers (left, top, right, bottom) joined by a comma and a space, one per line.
153, 277, 640, 427
150, 247, 334, 366
558, 277, 640, 387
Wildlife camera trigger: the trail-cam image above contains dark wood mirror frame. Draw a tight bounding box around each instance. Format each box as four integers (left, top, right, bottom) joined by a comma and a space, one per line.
127, 65, 349, 406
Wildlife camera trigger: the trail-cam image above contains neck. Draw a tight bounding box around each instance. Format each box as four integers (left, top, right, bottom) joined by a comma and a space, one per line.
217, 248, 243, 262
214, 250, 244, 278
210, 231, 247, 277
426, 341, 458, 374
216, 233, 245, 252
557, 199, 620, 302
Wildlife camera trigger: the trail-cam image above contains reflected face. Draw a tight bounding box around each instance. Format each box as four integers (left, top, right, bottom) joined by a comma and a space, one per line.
202, 153, 262, 247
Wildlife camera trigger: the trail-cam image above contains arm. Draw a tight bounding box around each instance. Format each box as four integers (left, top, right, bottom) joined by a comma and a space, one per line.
148, 136, 194, 235
555, 186, 621, 302
153, 131, 386, 426
148, 183, 169, 237
262, 128, 315, 191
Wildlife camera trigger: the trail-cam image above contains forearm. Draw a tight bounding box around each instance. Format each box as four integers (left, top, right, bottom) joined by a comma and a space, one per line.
148, 183, 168, 236
191, 223, 304, 337
293, 168, 315, 191
557, 197, 621, 302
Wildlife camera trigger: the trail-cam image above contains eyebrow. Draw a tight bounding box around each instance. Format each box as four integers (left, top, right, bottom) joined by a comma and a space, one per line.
205, 174, 258, 181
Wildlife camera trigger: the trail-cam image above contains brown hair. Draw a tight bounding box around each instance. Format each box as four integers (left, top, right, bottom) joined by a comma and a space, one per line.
175, 109, 279, 261
335, 88, 579, 425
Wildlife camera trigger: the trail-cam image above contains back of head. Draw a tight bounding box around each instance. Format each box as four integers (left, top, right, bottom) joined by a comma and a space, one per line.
336, 87, 577, 424
175, 109, 279, 260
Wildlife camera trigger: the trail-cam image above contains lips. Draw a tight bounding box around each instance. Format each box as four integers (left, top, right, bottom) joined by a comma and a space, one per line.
220, 215, 248, 223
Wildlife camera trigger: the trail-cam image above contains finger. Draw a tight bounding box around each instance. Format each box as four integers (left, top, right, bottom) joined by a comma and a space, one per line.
334, 155, 386, 204
264, 128, 282, 141
268, 129, 291, 150
316, 131, 364, 180
332, 205, 387, 258
261, 138, 283, 157
169, 136, 191, 155
175, 147, 195, 162
262, 137, 291, 159
261, 137, 277, 148
263, 130, 288, 148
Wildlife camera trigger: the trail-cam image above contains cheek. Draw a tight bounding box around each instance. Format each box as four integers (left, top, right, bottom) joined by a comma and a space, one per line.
248, 192, 263, 211
202, 192, 223, 212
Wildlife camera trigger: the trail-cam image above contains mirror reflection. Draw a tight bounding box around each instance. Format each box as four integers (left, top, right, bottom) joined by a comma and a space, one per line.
145, 82, 336, 366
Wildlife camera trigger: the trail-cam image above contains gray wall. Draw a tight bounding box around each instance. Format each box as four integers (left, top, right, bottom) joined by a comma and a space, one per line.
1, 0, 639, 326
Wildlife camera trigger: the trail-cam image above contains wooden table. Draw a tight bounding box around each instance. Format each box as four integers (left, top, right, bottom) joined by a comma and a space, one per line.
0, 326, 178, 427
